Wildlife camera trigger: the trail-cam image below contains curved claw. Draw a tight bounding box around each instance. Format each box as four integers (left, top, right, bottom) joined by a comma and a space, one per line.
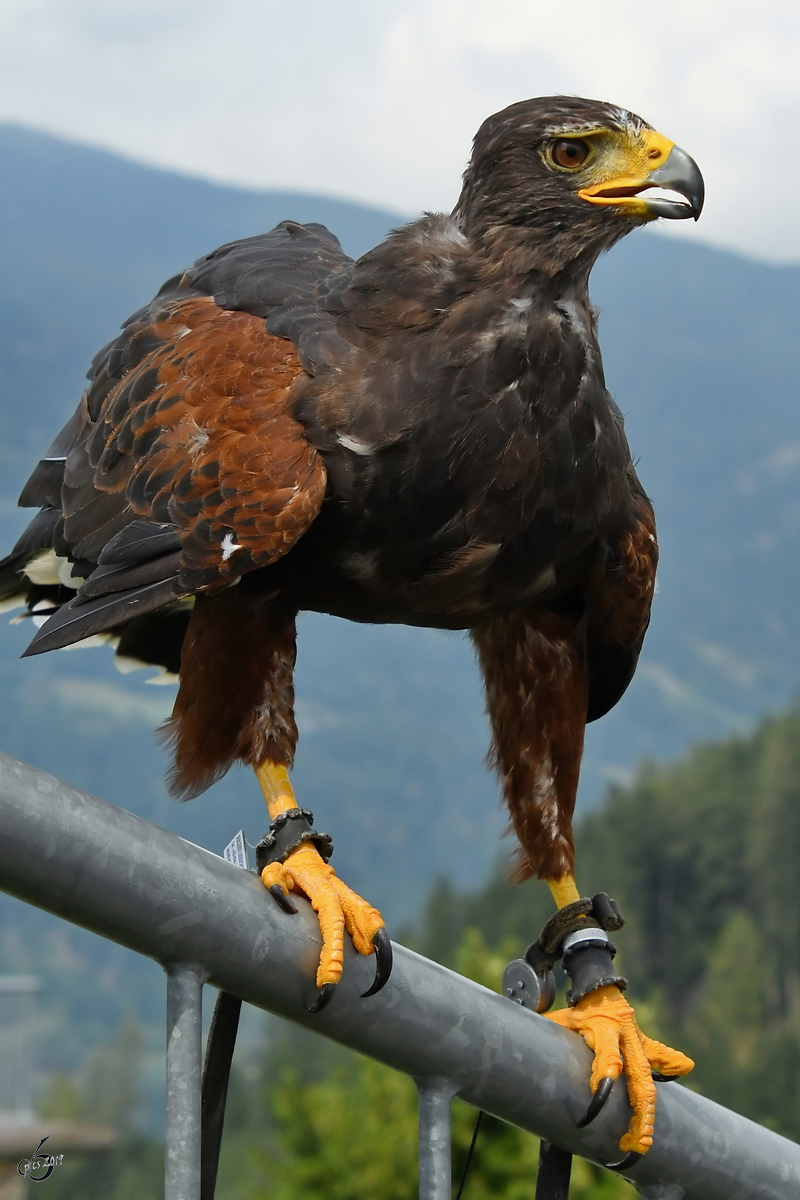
601, 1151, 643, 1173
361, 927, 393, 998
577, 1075, 614, 1127
268, 884, 298, 915
651, 1072, 678, 1082
306, 983, 336, 1014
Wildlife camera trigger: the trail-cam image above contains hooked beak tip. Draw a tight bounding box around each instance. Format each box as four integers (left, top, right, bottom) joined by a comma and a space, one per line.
646, 144, 705, 221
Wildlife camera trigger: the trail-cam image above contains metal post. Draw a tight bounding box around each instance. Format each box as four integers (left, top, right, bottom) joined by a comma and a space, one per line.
164, 963, 207, 1200
535, 1141, 573, 1199
416, 1078, 454, 1200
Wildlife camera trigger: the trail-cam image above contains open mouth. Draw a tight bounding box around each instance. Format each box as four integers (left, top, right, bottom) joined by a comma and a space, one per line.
579, 145, 704, 222
587, 183, 696, 216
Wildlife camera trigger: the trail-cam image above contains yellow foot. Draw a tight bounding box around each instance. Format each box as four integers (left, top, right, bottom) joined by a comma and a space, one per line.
545, 985, 694, 1154
261, 842, 390, 1005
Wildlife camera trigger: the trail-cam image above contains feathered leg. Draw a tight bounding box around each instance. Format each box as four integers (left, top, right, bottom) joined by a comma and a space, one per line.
163, 585, 388, 1007
472, 609, 691, 1155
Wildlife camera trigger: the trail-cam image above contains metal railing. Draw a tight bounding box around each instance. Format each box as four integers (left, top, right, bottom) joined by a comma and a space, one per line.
0, 749, 797, 1200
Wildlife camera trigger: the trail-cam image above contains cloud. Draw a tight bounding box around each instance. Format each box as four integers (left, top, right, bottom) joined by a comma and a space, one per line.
0, 0, 797, 261
49, 678, 173, 725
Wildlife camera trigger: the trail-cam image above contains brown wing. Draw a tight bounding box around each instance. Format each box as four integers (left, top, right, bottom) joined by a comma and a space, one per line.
22, 295, 326, 654
585, 491, 658, 721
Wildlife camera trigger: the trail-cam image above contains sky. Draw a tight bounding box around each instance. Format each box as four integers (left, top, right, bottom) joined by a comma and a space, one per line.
0, 0, 798, 263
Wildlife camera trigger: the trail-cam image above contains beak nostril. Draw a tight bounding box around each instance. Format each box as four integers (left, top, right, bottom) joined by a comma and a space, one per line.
648, 149, 661, 160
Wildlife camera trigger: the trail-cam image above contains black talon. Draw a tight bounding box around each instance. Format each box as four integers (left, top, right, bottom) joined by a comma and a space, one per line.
361, 927, 393, 998
577, 1075, 614, 1127
306, 983, 336, 1014
268, 883, 298, 915
601, 1151, 643, 1173
651, 1071, 679, 1082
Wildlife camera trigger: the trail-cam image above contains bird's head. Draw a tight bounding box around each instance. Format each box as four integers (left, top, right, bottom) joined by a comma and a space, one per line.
455, 96, 704, 276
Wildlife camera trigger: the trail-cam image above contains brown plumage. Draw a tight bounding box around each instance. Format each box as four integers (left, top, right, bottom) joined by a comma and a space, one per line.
0, 95, 703, 888
474, 496, 657, 881
473, 609, 589, 881
67, 297, 325, 593
162, 589, 298, 798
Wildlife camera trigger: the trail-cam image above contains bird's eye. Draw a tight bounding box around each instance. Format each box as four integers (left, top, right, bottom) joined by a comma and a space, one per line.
550, 139, 590, 170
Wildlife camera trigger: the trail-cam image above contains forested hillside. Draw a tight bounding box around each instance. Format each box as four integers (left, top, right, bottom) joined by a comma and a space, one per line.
40, 707, 800, 1198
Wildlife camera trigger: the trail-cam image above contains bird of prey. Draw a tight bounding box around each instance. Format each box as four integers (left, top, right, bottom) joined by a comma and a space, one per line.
0, 96, 702, 1155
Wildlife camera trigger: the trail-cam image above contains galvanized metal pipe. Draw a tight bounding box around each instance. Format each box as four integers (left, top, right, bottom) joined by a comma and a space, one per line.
0, 751, 798, 1200
415, 1078, 454, 1200
637, 1187, 685, 1200
164, 963, 206, 1200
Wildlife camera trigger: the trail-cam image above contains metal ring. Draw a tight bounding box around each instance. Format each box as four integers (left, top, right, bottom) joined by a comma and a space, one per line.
561, 927, 609, 955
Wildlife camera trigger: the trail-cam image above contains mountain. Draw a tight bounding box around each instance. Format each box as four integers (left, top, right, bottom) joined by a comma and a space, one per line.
0, 124, 798, 1088
586, 233, 800, 786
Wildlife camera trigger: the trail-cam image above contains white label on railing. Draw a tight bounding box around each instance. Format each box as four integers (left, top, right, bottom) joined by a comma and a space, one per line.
223, 830, 249, 871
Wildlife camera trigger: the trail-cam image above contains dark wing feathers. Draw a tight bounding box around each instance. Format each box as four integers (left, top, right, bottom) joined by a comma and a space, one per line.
24, 580, 183, 657
187, 221, 349, 316
585, 491, 658, 722
18, 460, 67, 510
115, 609, 189, 676
98, 519, 181, 566
11, 508, 62, 559
186, 222, 354, 375
75, 551, 184, 602
4, 220, 346, 657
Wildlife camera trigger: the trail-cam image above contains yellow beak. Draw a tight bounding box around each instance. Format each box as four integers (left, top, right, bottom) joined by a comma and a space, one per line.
578, 130, 704, 221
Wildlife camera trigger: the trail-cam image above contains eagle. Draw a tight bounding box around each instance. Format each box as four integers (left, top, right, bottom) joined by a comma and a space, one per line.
0, 97, 702, 1155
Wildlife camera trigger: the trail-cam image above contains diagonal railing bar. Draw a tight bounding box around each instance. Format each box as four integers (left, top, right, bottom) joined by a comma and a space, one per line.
0, 749, 798, 1200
